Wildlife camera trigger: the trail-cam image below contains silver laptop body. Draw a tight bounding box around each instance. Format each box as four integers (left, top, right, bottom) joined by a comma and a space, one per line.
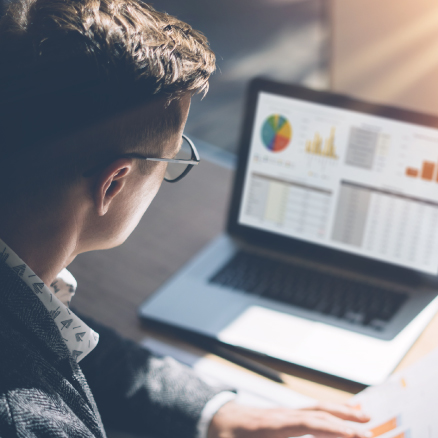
139, 78, 438, 386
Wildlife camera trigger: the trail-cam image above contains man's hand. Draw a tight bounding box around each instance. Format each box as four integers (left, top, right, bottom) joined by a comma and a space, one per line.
208, 401, 372, 438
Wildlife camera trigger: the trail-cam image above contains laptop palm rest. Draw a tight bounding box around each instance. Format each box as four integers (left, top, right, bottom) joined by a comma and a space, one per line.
217, 303, 438, 386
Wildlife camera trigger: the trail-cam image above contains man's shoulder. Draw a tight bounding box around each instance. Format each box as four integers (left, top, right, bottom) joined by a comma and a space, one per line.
0, 312, 105, 437
0, 392, 16, 437
0, 310, 39, 372
0, 320, 102, 437
0, 386, 99, 438
0, 310, 62, 400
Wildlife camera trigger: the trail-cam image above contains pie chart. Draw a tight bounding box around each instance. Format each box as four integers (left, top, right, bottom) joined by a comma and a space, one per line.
261, 114, 292, 152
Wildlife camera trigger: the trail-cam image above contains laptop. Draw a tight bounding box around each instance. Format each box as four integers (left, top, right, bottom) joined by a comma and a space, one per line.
139, 78, 438, 386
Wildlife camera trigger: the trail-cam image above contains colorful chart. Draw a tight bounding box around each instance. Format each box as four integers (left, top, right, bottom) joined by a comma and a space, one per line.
405, 159, 438, 182
261, 114, 292, 152
370, 416, 402, 436
305, 127, 338, 159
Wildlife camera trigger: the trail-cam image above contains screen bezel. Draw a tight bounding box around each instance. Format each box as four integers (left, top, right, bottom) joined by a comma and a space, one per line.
227, 77, 438, 283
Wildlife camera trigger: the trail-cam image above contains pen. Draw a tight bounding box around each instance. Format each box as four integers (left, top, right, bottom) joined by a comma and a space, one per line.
205, 342, 285, 384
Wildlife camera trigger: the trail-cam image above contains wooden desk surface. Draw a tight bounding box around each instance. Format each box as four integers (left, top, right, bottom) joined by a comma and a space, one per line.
69, 158, 438, 405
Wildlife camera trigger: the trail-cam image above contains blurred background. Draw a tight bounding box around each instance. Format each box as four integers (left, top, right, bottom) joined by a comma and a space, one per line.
151, 0, 330, 153
153, 0, 438, 155
2, 0, 438, 153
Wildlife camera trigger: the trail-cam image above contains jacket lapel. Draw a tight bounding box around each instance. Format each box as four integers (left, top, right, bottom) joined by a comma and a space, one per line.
0, 261, 106, 435
0, 261, 70, 360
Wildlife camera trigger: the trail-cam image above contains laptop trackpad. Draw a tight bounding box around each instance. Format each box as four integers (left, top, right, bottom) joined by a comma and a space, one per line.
218, 305, 316, 352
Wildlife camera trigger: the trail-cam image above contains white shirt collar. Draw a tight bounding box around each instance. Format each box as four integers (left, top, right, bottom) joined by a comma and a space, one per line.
0, 239, 99, 362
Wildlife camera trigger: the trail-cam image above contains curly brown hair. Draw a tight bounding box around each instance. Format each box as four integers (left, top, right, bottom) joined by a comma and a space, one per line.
0, 0, 215, 146
0, 0, 215, 205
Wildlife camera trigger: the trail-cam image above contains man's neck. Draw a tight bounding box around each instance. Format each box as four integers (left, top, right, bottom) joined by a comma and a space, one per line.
0, 209, 80, 286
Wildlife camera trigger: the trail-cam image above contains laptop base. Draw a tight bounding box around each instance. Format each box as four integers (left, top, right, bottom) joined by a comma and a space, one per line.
139, 234, 438, 386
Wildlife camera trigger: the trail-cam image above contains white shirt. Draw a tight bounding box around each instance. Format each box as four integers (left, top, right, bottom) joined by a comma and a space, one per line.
0, 238, 235, 437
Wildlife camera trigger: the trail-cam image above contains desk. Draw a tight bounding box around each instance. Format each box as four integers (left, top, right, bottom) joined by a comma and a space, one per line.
69, 157, 438, 407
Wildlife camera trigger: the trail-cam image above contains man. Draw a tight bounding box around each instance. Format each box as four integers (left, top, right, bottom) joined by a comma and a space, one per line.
0, 0, 372, 437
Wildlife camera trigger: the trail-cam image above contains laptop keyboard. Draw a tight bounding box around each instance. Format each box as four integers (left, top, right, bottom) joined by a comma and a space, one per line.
209, 251, 408, 331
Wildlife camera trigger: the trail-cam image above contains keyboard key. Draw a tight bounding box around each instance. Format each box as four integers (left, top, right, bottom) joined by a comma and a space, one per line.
209, 251, 408, 331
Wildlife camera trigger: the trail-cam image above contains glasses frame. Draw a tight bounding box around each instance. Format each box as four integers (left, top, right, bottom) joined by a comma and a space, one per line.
82, 134, 200, 182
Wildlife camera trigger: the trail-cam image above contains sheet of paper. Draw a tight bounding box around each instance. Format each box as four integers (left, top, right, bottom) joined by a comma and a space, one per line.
141, 337, 315, 410
349, 347, 438, 438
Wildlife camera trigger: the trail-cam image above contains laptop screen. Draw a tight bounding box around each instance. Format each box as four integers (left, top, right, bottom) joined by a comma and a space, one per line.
238, 90, 438, 275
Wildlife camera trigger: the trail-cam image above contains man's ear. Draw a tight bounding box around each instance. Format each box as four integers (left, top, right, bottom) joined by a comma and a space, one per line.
94, 158, 134, 216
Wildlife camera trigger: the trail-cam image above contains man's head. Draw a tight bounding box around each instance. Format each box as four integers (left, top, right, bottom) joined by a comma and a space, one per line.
0, 0, 215, 196
0, 0, 215, 261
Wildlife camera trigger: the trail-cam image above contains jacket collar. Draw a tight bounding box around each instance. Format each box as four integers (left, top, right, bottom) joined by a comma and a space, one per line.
0, 240, 99, 362
0, 259, 71, 362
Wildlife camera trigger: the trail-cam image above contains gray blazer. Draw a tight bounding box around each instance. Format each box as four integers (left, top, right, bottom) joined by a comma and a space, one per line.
0, 260, 225, 437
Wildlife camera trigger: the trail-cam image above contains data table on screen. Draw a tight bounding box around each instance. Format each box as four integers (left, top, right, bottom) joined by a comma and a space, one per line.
245, 173, 332, 239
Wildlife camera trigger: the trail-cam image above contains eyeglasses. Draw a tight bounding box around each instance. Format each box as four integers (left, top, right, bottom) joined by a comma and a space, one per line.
83, 134, 200, 183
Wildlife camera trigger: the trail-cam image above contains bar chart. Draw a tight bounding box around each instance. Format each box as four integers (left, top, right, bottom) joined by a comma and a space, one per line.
401, 133, 438, 183
305, 126, 338, 159
349, 348, 438, 438
405, 159, 438, 182
370, 416, 403, 436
